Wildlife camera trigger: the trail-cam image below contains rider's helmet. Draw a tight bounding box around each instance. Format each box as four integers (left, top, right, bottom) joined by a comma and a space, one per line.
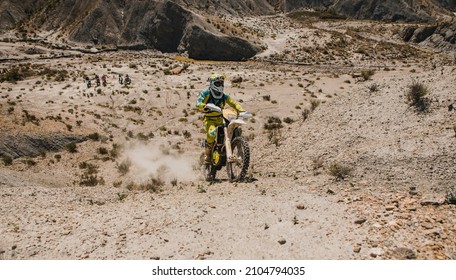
208, 73, 225, 99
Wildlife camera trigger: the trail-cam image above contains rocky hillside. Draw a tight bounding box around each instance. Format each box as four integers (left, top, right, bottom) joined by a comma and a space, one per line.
1, 0, 455, 61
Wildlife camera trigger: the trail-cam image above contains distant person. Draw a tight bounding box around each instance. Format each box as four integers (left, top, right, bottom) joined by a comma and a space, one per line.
101, 74, 107, 87
124, 74, 131, 86
84, 76, 91, 88
118, 74, 123, 85
95, 74, 100, 87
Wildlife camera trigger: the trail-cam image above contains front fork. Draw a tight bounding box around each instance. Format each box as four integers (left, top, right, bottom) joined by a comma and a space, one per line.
224, 126, 236, 163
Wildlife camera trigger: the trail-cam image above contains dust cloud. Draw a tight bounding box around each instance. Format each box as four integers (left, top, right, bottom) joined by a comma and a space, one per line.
123, 141, 199, 184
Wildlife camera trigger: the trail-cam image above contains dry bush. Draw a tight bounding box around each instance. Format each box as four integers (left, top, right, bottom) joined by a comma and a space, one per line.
127, 176, 164, 192
368, 83, 379, 92
446, 187, 456, 205
117, 159, 131, 175
311, 156, 324, 175
406, 81, 429, 111
301, 108, 310, 121
65, 142, 78, 153
360, 69, 375, 81
2, 156, 13, 166
283, 117, 295, 124
327, 162, 352, 180
310, 99, 320, 111
264, 116, 283, 130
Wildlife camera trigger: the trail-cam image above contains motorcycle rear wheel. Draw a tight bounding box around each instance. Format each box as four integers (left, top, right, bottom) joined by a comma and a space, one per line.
226, 137, 250, 182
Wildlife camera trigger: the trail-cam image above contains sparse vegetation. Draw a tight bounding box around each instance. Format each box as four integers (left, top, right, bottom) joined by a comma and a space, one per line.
88, 133, 101, 141
360, 69, 375, 81
127, 176, 164, 192
406, 81, 429, 111
2, 156, 13, 166
311, 156, 324, 175
368, 83, 379, 92
65, 142, 78, 153
117, 192, 128, 201
117, 159, 131, 175
264, 116, 283, 130
327, 162, 352, 180
310, 99, 320, 111
446, 187, 456, 205
301, 108, 310, 122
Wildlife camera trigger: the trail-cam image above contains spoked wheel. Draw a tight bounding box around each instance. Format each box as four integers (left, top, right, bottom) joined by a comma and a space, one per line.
226, 137, 250, 182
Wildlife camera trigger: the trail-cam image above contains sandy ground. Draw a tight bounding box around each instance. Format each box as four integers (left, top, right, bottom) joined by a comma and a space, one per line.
0, 16, 455, 260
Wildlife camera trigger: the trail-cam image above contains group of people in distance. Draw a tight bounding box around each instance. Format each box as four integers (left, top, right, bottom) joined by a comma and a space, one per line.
83, 73, 131, 89
118, 74, 131, 86
83, 74, 107, 88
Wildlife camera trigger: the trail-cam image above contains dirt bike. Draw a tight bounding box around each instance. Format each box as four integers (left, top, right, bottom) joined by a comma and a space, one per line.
203, 103, 252, 182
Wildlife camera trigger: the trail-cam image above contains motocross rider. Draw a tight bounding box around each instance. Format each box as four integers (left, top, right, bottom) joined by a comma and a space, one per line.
196, 73, 245, 166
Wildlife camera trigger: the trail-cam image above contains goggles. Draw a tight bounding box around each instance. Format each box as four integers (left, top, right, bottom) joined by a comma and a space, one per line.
214, 80, 224, 87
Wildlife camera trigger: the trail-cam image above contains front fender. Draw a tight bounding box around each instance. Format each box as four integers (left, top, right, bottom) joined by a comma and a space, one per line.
227, 119, 246, 139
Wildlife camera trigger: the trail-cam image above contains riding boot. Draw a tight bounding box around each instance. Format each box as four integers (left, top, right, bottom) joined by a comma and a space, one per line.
204, 142, 213, 165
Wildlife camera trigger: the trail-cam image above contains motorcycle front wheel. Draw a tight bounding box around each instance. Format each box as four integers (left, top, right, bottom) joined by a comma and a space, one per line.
226, 137, 250, 182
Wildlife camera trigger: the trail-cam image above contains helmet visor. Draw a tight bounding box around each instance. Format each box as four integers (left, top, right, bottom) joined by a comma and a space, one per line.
214, 80, 224, 87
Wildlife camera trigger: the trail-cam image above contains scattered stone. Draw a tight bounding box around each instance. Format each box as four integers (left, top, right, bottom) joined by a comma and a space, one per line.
369, 248, 385, 258
385, 205, 396, 211
354, 218, 367, 225
421, 221, 435, 230
231, 76, 243, 83
420, 199, 443, 206
278, 239, 286, 245
353, 246, 361, 253
170, 66, 184, 75
392, 247, 416, 259
296, 204, 306, 210
372, 223, 382, 229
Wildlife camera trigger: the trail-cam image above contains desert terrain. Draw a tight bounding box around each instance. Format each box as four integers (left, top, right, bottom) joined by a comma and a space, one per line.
0, 14, 455, 260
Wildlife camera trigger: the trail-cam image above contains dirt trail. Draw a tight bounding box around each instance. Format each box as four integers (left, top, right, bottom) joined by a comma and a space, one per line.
0, 170, 366, 259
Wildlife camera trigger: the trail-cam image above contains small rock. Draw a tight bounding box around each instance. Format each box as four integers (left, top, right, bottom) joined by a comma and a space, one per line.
354, 218, 367, 224
369, 248, 385, 258
393, 247, 416, 259
409, 190, 419, 196
372, 223, 382, 229
385, 205, 396, 211
353, 246, 361, 253
420, 199, 443, 206
231, 76, 243, 83
421, 222, 434, 229
278, 239, 286, 245
296, 204, 306, 210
